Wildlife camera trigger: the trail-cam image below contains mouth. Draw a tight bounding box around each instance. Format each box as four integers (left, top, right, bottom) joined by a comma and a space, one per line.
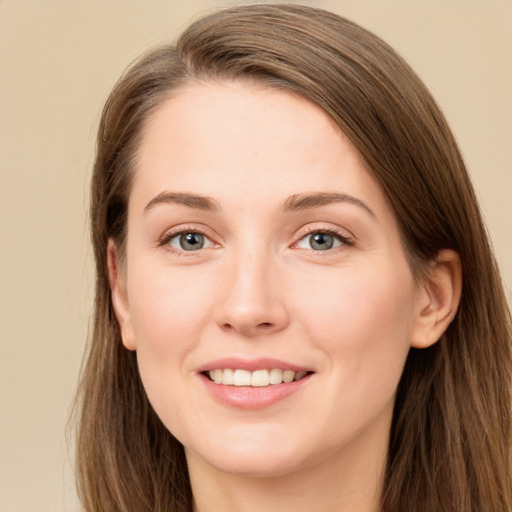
203, 368, 313, 387
197, 358, 315, 408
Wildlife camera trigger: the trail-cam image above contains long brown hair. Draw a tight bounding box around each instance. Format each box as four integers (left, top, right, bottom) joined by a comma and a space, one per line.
75, 4, 512, 511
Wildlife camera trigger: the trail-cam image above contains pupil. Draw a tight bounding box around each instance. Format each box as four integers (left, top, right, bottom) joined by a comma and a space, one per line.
311, 233, 333, 250
180, 233, 204, 250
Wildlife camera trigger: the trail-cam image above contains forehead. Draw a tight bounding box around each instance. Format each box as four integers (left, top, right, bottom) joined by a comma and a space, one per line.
131, 81, 390, 220
138, 81, 349, 165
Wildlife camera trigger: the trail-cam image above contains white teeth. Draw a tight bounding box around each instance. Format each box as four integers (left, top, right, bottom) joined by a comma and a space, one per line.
207, 368, 309, 386
222, 368, 234, 385
233, 369, 251, 386
282, 370, 295, 383
269, 368, 283, 384
294, 371, 307, 381
251, 369, 269, 387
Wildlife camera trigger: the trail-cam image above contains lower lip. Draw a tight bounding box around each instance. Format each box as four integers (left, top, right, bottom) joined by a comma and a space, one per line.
200, 374, 312, 409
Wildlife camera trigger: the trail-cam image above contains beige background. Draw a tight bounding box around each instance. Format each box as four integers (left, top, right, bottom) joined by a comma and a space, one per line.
1, 1, 510, 510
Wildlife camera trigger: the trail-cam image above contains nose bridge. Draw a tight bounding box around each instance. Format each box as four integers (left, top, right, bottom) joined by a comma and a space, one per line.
233, 247, 270, 303
215, 242, 288, 336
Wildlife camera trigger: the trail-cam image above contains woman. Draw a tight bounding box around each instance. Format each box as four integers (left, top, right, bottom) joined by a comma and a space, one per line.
76, 4, 512, 511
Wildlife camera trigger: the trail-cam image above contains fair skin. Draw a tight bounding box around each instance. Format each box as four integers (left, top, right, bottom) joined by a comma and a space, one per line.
109, 82, 461, 512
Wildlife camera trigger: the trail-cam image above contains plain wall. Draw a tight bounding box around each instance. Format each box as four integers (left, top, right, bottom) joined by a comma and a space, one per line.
1, 1, 510, 510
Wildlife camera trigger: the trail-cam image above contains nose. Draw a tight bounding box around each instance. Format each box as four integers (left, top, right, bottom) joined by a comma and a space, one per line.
214, 250, 289, 338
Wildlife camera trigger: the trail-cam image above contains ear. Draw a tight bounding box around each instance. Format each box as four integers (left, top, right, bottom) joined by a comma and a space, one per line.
410, 249, 462, 349
107, 239, 136, 351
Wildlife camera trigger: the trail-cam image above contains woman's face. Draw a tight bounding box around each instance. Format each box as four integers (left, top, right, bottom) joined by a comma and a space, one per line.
112, 82, 426, 478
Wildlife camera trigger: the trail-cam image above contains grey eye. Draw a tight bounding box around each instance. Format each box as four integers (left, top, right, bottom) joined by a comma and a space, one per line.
309, 233, 334, 250
296, 232, 344, 251
170, 232, 206, 251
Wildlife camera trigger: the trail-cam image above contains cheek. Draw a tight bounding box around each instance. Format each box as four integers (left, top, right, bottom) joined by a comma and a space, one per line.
125, 263, 216, 429
127, 262, 215, 352
297, 261, 415, 341
338, 276, 413, 347
287, 264, 415, 450
296, 262, 416, 397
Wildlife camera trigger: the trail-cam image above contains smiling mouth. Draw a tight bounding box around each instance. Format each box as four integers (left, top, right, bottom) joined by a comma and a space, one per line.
203, 368, 313, 387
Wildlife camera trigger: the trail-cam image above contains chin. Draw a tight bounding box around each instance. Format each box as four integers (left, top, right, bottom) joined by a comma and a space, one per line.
185, 430, 324, 479
201, 451, 305, 479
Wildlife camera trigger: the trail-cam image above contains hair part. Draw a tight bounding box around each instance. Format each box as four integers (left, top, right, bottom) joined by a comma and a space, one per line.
76, 4, 512, 511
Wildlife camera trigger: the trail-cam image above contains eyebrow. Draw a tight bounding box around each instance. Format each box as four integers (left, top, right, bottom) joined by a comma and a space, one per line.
282, 192, 375, 218
144, 190, 375, 218
144, 192, 219, 212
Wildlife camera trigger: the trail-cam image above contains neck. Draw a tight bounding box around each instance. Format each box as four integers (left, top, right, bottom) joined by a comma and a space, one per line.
187, 427, 387, 512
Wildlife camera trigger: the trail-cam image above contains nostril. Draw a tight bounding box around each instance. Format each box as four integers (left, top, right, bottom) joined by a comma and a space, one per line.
222, 322, 272, 329
221, 321, 275, 334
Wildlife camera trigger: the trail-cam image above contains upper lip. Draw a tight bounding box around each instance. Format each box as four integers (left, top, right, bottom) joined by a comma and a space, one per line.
196, 357, 312, 374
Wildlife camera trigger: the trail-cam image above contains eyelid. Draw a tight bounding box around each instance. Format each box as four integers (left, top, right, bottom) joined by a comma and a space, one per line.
157, 224, 219, 251
156, 222, 353, 253
291, 224, 354, 250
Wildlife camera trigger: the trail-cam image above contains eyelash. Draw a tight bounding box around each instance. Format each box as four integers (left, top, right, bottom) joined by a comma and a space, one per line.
158, 225, 216, 255
293, 227, 353, 252
157, 225, 353, 255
